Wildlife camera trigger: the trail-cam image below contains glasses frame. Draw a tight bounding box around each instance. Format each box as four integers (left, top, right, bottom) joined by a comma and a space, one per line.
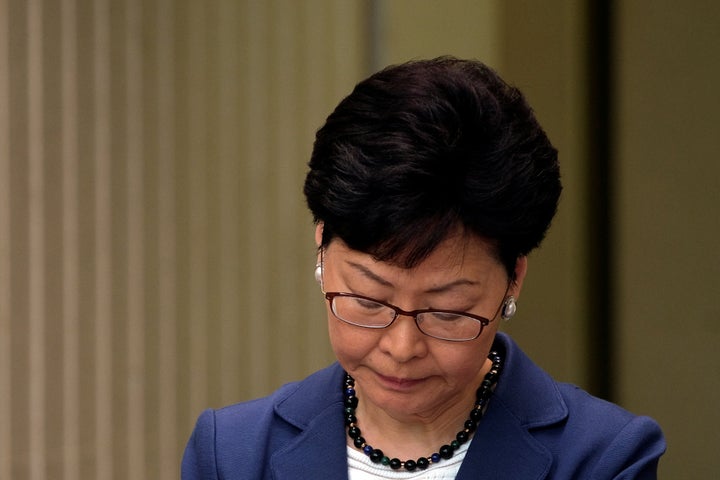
323, 291, 500, 342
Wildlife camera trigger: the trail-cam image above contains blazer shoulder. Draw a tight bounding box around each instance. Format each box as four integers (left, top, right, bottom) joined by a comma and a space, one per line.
546, 383, 666, 478
182, 396, 287, 480
556, 381, 660, 435
206, 362, 343, 432
491, 334, 665, 478
182, 363, 345, 480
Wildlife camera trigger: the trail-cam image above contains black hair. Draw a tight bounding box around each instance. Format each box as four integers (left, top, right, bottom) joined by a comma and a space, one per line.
303, 57, 561, 278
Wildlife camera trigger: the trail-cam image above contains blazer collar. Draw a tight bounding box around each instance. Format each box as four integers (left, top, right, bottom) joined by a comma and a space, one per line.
268, 333, 567, 479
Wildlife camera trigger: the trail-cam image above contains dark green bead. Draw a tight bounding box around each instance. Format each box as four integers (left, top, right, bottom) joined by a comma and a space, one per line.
381, 456, 390, 465
451, 440, 460, 450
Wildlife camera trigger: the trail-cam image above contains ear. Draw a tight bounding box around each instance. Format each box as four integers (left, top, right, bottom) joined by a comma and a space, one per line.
510, 256, 528, 298
314, 223, 324, 248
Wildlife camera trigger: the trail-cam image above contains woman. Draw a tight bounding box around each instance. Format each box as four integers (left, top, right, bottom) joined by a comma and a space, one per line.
182, 57, 665, 479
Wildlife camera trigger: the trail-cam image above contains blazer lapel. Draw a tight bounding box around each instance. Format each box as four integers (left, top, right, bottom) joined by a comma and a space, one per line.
456, 333, 568, 479
269, 406, 349, 479
456, 400, 553, 479
269, 364, 350, 480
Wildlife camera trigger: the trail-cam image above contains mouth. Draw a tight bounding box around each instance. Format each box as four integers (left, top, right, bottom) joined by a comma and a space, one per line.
375, 372, 427, 391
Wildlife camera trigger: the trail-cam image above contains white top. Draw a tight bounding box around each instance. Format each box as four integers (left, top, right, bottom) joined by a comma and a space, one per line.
347, 440, 471, 480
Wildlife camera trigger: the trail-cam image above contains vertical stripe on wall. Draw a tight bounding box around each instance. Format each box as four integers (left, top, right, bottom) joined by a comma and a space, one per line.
155, 0, 178, 475
60, 0, 80, 478
0, 0, 11, 476
214, 0, 241, 406
185, 0, 209, 422
27, 0, 45, 477
93, 0, 113, 476
243, 0, 273, 398
125, 0, 145, 477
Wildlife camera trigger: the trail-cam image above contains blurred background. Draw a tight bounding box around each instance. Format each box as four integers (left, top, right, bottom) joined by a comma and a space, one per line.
1, 0, 718, 478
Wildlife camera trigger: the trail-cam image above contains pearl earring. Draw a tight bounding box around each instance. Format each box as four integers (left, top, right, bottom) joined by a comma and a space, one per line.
501, 296, 517, 321
314, 263, 323, 287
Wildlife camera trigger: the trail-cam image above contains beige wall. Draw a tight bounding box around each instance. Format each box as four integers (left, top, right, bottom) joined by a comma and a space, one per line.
615, 1, 720, 477
497, 0, 592, 389
1, 1, 718, 478
1, 1, 366, 478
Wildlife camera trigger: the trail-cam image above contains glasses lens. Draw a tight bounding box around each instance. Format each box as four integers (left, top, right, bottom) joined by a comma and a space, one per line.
416, 312, 483, 341
331, 295, 395, 328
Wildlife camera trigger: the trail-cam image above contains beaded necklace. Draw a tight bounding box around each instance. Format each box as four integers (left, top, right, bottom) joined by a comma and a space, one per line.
343, 351, 502, 472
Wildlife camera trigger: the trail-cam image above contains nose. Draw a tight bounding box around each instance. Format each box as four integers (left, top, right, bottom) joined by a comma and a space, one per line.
377, 313, 428, 362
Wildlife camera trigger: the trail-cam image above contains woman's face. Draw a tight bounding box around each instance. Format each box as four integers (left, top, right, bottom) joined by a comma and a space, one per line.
317, 226, 527, 423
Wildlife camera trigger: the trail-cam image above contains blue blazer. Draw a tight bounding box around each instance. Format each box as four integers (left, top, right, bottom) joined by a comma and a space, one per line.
182, 333, 665, 479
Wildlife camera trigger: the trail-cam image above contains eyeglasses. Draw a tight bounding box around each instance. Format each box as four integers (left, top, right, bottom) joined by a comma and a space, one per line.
324, 291, 502, 342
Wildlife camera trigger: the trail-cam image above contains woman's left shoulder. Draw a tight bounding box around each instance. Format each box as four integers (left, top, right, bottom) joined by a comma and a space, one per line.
556, 381, 663, 441
549, 382, 666, 478
558, 382, 646, 422
492, 334, 666, 478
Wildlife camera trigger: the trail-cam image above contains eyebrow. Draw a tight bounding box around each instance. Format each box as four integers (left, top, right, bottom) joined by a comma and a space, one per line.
424, 278, 478, 294
345, 261, 479, 293
346, 261, 394, 287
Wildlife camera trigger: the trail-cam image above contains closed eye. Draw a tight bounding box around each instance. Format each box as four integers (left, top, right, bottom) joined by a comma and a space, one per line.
426, 311, 464, 322
353, 297, 384, 310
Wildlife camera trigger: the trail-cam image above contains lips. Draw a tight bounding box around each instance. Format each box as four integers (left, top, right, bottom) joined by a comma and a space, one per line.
375, 372, 427, 391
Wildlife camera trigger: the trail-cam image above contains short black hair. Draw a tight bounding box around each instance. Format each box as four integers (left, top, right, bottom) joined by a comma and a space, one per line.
304, 57, 561, 278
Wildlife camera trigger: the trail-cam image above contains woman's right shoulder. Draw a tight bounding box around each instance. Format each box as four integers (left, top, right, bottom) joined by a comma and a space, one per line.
187, 362, 344, 445
182, 363, 344, 479
211, 362, 344, 424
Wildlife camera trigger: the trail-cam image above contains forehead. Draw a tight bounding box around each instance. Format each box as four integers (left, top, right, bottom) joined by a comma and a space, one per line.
327, 232, 503, 282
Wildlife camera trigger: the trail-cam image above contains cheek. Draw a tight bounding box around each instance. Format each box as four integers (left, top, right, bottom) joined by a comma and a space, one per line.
327, 314, 377, 368
436, 334, 497, 382
439, 347, 484, 377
